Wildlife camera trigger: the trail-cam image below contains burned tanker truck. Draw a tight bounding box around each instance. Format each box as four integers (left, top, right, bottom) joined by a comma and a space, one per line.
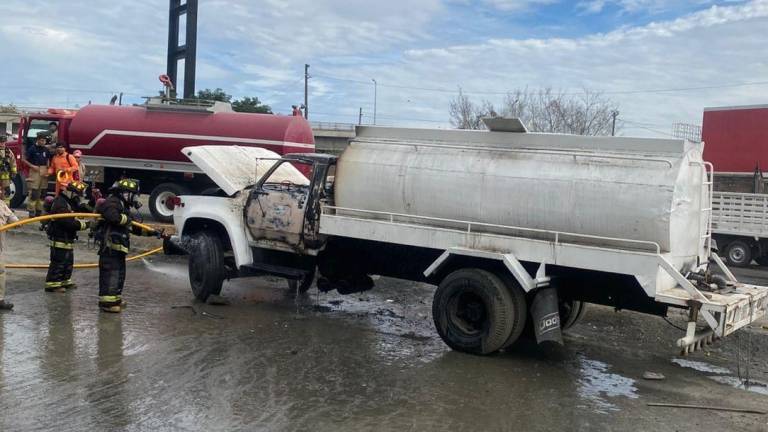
172, 119, 768, 355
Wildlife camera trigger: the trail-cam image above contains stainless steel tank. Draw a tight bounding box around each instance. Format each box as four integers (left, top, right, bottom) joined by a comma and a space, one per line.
334, 125, 708, 262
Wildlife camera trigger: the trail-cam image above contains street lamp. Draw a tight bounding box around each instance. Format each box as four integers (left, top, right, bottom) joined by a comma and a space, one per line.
372, 78, 377, 125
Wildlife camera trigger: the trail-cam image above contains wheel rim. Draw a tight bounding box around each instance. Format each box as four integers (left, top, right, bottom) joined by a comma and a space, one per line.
154, 190, 177, 218
729, 246, 746, 263
7, 181, 15, 201
448, 291, 488, 336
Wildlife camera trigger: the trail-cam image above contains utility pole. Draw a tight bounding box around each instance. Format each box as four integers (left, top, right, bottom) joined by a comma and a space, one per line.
611, 110, 619, 136
358, 107, 363, 125
304, 64, 310, 120
167, 0, 198, 99
371, 78, 377, 125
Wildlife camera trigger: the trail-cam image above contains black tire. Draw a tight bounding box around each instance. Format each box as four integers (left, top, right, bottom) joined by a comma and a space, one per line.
725, 240, 752, 267
149, 183, 190, 223
560, 300, 587, 331
433, 268, 525, 355
9, 173, 25, 208
188, 231, 225, 302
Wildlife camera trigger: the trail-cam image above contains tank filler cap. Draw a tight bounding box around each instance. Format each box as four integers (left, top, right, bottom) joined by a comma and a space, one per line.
482, 117, 528, 133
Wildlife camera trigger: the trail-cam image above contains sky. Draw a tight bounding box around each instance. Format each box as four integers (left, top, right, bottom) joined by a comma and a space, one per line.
1, 0, 767, 137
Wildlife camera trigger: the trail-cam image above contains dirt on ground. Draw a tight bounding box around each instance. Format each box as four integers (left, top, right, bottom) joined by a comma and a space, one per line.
0, 216, 767, 431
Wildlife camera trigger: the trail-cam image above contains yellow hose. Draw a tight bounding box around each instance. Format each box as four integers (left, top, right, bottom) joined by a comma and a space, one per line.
0, 212, 156, 233
2, 212, 165, 269
7, 247, 165, 269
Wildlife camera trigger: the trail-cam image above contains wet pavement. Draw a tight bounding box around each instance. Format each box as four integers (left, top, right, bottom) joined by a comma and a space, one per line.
1, 226, 767, 431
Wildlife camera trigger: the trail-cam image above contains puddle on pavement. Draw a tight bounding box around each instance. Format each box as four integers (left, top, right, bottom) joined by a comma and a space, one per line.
671, 358, 768, 396
575, 356, 638, 414
708, 376, 768, 396
671, 358, 731, 374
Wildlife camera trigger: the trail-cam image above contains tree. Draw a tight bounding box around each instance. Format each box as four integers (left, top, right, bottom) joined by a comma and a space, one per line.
448, 87, 619, 136
193, 89, 272, 114
195, 88, 232, 102
448, 88, 484, 130
232, 96, 272, 114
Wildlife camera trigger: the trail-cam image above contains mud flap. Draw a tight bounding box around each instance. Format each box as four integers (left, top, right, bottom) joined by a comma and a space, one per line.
531, 287, 563, 346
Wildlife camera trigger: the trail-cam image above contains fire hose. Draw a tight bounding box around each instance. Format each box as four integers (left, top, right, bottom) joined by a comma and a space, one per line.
1, 212, 166, 269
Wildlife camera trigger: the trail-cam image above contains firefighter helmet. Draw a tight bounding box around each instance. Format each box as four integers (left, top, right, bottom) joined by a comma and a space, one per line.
66, 181, 88, 195
112, 178, 140, 194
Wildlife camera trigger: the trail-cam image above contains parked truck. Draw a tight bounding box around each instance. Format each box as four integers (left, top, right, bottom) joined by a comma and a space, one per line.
702, 105, 768, 266
172, 120, 768, 355
6, 98, 315, 221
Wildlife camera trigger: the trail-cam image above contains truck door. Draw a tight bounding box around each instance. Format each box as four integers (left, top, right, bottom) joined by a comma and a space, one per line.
246, 159, 314, 248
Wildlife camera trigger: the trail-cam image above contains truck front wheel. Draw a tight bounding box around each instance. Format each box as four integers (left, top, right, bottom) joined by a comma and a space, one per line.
188, 231, 225, 302
432, 268, 525, 355
149, 183, 190, 223
725, 240, 752, 267
9, 173, 25, 208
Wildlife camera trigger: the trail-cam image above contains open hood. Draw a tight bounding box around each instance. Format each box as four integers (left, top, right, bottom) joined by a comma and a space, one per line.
181, 145, 285, 196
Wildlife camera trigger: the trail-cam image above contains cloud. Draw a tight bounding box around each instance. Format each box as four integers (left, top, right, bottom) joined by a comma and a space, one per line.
482, 0, 559, 11
317, 0, 768, 133
1, 0, 766, 133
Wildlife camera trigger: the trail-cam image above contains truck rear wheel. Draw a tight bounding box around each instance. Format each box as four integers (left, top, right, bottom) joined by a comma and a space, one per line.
9, 173, 25, 208
433, 268, 524, 355
725, 240, 752, 267
560, 300, 587, 331
149, 183, 190, 223
189, 231, 225, 302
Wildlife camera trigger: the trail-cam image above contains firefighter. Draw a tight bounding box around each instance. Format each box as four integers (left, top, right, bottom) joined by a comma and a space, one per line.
22, 132, 52, 217
72, 149, 85, 182
48, 143, 79, 196
95, 179, 161, 313
0, 187, 19, 310
45, 181, 90, 293
47, 122, 59, 146
0, 135, 17, 205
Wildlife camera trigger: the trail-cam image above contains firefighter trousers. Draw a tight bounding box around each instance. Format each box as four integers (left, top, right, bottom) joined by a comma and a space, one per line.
45, 245, 74, 291
98, 250, 126, 306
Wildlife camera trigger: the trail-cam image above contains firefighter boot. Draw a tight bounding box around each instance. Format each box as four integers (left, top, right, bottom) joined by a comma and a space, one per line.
99, 295, 123, 313
0, 300, 13, 311
44, 283, 66, 293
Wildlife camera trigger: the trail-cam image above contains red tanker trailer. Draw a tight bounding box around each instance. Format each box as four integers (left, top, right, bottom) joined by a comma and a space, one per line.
7, 99, 315, 221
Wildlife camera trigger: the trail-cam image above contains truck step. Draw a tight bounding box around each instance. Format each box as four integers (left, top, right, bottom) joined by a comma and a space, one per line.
239, 263, 309, 280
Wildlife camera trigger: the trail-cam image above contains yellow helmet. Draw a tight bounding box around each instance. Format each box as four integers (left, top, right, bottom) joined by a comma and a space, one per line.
112, 178, 140, 194
66, 180, 88, 195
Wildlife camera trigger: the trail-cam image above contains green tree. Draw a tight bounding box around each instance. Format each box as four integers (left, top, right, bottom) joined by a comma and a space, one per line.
195, 88, 232, 102
232, 96, 272, 114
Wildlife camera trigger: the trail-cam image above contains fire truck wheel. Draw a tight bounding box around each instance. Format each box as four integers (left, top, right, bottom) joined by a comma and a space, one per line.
9, 173, 26, 208
432, 268, 523, 355
189, 231, 225, 302
149, 183, 190, 223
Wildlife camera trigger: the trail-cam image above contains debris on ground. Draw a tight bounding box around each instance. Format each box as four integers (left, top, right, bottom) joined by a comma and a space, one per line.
647, 402, 766, 415
642, 372, 665, 381
206, 294, 230, 306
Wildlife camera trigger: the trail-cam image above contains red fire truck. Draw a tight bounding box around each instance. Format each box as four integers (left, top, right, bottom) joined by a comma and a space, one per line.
6, 98, 315, 222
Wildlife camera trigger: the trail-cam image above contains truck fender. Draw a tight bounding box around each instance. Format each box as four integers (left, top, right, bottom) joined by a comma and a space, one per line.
178, 197, 253, 268
423, 247, 550, 292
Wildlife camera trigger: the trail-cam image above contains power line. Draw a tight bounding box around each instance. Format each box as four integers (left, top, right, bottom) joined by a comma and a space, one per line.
312, 71, 768, 96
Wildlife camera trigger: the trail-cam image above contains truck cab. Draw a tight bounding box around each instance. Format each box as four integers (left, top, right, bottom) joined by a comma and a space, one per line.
245, 153, 336, 254
7, 109, 75, 207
